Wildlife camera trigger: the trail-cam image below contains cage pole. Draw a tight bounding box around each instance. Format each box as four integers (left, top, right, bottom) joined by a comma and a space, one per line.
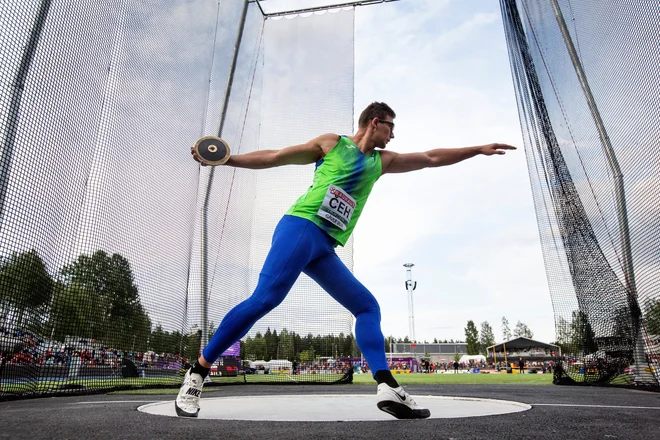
0, 0, 52, 227
550, 0, 652, 384
200, 0, 251, 355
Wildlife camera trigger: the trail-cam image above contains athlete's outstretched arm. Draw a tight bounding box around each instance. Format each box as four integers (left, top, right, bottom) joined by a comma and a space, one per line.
380, 143, 516, 174
191, 133, 339, 169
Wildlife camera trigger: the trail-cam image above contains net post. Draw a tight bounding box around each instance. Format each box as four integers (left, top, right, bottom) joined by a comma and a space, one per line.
549, 0, 652, 385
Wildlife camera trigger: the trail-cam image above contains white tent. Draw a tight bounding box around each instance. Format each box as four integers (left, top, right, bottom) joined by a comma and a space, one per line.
268, 359, 292, 370
459, 355, 486, 364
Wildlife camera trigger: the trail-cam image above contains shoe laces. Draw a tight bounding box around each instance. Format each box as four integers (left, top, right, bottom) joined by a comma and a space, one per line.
185, 373, 203, 388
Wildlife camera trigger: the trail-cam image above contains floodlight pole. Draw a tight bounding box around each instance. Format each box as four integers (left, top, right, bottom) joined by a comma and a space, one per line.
550, 0, 652, 383
403, 263, 416, 344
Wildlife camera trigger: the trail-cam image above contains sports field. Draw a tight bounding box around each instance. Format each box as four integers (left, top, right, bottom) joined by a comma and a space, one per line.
101, 372, 551, 395
352, 372, 552, 385
6, 370, 641, 396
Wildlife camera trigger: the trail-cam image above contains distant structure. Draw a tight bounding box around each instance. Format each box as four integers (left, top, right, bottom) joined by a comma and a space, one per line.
403, 263, 417, 342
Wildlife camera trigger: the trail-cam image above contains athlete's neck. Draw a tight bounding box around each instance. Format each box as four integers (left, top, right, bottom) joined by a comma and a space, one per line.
348, 128, 379, 155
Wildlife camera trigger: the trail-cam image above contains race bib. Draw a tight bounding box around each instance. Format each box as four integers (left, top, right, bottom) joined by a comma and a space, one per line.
316, 185, 356, 231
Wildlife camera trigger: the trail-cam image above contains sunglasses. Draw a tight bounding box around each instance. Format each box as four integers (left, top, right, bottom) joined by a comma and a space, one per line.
378, 120, 395, 133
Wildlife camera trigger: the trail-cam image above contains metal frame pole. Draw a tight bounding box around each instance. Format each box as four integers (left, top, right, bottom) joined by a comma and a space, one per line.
0, 0, 52, 227
200, 0, 251, 354
550, 0, 651, 383
255, 0, 401, 19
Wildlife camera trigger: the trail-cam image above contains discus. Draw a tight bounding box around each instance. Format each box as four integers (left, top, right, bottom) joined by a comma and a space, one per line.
193, 136, 231, 166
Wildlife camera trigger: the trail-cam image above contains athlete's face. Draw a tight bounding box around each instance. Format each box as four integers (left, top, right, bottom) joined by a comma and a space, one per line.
374, 117, 395, 148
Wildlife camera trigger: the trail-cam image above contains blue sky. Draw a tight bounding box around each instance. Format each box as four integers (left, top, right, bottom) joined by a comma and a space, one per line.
350, 0, 555, 343
259, 0, 556, 343
0, 0, 557, 344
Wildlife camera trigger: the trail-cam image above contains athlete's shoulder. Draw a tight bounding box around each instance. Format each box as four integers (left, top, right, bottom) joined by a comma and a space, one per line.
315, 133, 342, 155
378, 149, 397, 168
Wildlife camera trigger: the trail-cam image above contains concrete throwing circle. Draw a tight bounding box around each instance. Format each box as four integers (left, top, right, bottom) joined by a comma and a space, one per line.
138, 395, 531, 421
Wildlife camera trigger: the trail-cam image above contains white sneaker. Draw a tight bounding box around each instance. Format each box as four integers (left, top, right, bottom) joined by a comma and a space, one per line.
175, 369, 204, 417
376, 383, 431, 419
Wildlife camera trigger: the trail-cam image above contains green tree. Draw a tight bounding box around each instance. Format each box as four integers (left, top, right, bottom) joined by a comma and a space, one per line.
52, 250, 150, 350
48, 280, 100, 341
351, 335, 361, 358
645, 300, 660, 335
384, 335, 396, 353
464, 320, 480, 355
479, 321, 496, 355
252, 332, 267, 360
555, 316, 571, 355
263, 328, 279, 360
299, 348, 315, 362
569, 310, 597, 356
243, 336, 254, 359
501, 316, 512, 341
0, 249, 53, 330
612, 307, 633, 345
342, 333, 355, 357
513, 321, 534, 339
150, 325, 174, 354
183, 326, 201, 360
277, 328, 295, 360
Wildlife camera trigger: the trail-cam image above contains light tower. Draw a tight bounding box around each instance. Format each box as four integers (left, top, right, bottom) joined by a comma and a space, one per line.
403, 263, 417, 344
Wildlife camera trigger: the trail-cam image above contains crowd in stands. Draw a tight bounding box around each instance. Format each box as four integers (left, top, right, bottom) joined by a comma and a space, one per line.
3, 326, 557, 376
291, 360, 353, 375
0, 326, 187, 369
490, 347, 554, 358
353, 359, 555, 374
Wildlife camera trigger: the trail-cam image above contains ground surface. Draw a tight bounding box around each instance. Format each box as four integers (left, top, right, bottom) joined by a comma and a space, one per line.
1, 382, 658, 439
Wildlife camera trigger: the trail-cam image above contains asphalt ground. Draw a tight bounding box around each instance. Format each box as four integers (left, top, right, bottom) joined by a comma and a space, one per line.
1, 384, 658, 439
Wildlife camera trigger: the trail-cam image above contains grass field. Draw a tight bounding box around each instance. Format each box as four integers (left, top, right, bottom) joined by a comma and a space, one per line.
3, 371, 639, 397
0, 371, 572, 396
352, 372, 553, 386
103, 372, 553, 395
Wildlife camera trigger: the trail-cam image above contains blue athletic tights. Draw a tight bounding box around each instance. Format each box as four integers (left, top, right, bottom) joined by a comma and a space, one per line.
202, 215, 389, 374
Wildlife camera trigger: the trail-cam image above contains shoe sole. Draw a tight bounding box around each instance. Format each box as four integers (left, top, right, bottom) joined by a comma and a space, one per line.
377, 401, 431, 419
175, 401, 200, 418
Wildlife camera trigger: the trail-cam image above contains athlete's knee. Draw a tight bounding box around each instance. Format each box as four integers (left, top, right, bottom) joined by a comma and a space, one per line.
253, 275, 290, 311
355, 295, 381, 320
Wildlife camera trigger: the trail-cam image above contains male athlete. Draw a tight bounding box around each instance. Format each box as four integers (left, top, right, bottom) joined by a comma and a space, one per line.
176, 102, 515, 419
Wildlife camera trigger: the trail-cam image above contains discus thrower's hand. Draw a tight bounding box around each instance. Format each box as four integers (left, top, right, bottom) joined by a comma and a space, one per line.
190, 147, 209, 166
480, 143, 517, 156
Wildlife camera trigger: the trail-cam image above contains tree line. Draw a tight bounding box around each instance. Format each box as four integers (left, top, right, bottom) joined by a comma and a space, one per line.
3, 249, 658, 362
0, 249, 151, 353
463, 317, 534, 355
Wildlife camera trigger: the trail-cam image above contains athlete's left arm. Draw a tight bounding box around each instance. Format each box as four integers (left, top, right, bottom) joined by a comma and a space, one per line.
380, 143, 516, 174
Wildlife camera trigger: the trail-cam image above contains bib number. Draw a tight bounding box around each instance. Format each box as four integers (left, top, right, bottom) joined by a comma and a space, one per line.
316, 185, 356, 231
